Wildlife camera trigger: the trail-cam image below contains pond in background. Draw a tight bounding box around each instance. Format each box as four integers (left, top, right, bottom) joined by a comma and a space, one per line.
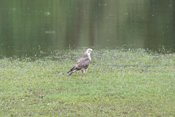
0, 0, 175, 57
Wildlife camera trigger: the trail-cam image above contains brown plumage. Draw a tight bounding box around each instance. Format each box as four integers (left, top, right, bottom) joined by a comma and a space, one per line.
67, 48, 93, 76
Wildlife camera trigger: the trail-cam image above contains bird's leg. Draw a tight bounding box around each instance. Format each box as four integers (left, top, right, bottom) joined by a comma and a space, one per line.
83, 69, 86, 76
85, 68, 88, 76
81, 70, 84, 76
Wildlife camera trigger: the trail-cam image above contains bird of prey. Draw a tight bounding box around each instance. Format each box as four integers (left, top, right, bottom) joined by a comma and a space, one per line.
67, 48, 93, 76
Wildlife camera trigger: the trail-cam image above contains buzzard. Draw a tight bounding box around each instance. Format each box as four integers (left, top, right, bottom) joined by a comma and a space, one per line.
67, 48, 93, 76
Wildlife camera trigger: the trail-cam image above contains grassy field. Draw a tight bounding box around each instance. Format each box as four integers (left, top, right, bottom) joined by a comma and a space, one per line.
0, 48, 175, 116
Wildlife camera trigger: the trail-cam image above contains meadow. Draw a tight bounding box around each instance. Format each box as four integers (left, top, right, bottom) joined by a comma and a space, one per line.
0, 48, 175, 116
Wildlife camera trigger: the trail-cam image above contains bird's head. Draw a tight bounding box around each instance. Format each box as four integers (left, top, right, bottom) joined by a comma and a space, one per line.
86, 48, 93, 54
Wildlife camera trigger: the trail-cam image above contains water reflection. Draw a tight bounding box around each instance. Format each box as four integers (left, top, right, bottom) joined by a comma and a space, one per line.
0, 0, 175, 57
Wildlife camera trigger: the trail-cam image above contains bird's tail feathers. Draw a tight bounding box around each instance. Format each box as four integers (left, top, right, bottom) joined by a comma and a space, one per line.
67, 66, 76, 75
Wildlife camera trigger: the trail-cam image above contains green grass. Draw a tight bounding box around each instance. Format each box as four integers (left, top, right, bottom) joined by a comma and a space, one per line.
0, 48, 175, 116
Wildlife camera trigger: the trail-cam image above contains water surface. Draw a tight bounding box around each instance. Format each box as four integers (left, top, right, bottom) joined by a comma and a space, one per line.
0, 0, 175, 57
